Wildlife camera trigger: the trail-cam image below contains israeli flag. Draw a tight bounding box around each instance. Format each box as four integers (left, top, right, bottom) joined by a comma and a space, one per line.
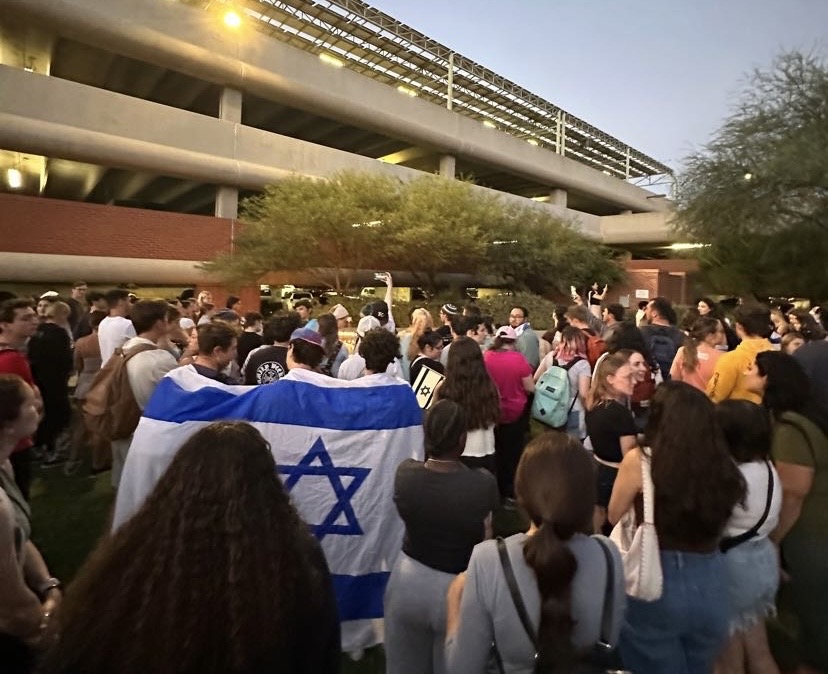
114, 366, 424, 652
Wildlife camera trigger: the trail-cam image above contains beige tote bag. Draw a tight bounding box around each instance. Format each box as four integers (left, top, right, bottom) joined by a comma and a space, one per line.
609, 452, 663, 601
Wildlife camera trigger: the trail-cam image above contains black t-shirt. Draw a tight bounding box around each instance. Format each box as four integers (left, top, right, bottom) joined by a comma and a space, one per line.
409, 356, 445, 385
436, 324, 452, 346
394, 459, 499, 574
244, 345, 289, 385
585, 400, 638, 463
236, 331, 264, 367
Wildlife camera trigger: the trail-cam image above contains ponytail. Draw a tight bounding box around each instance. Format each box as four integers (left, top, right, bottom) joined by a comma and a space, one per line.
522, 522, 578, 673
683, 316, 720, 373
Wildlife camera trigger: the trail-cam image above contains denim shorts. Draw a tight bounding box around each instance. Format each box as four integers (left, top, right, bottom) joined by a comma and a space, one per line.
620, 549, 730, 674
723, 536, 779, 633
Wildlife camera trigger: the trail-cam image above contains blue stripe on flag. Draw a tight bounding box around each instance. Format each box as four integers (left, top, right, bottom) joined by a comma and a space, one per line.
332, 572, 390, 621
144, 377, 422, 430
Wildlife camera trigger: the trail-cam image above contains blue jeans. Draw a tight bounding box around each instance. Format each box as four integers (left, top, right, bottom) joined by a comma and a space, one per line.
619, 549, 729, 674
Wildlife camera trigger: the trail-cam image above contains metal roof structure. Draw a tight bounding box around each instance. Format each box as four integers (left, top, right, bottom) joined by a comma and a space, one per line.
193, 0, 672, 181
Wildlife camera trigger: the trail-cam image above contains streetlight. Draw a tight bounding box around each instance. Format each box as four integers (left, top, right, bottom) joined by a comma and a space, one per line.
223, 9, 242, 28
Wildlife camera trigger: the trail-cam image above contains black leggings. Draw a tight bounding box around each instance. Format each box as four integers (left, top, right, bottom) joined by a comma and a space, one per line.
494, 419, 529, 499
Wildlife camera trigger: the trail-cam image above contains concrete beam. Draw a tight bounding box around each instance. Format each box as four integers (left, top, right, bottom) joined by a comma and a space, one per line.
600, 211, 675, 245
0, 252, 213, 284
2, 0, 667, 214
0, 66, 662, 242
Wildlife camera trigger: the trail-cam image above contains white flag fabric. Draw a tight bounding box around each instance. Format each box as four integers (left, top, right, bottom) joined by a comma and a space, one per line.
114, 365, 424, 652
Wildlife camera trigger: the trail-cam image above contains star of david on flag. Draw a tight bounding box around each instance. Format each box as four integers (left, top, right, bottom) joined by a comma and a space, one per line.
113, 366, 424, 652
278, 437, 370, 540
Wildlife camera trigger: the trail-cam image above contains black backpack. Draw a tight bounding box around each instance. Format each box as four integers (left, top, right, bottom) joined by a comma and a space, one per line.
646, 328, 679, 381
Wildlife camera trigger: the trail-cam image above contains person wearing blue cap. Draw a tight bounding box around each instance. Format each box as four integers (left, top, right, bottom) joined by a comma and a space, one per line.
287, 328, 325, 372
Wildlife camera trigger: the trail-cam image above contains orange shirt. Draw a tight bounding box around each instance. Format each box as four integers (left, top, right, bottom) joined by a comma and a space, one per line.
670, 343, 722, 392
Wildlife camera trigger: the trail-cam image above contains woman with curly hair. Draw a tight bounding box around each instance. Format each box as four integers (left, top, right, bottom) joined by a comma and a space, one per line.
399, 307, 434, 382
609, 382, 746, 673
39, 422, 340, 674
445, 432, 625, 673
436, 337, 501, 475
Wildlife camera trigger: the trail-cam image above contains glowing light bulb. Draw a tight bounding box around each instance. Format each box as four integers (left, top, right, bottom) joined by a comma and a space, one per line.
223, 10, 241, 28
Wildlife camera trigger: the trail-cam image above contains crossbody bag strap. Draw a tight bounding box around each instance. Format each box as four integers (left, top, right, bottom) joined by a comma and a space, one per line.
562, 357, 584, 415
496, 537, 538, 650
720, 460, 774, 553
640, 451, 655, 526
591, 536, 616, 650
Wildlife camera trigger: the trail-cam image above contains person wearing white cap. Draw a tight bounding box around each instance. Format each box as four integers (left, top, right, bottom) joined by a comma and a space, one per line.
484, 325, 535, 503
330, 303, 351, 329
337, 317, 403, 381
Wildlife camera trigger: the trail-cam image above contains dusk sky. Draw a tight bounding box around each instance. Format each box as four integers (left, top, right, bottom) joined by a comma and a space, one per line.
367, 0, 827, 172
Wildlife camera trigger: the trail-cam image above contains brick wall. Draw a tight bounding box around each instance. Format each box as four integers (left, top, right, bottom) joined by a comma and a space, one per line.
0, 193, 233, 260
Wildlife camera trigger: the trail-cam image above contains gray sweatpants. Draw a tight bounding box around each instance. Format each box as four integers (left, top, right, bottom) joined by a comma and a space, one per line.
384, 552, 456, 674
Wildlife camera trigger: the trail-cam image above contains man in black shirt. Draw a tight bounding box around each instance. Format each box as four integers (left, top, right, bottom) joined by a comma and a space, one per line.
243, 312, 302, 385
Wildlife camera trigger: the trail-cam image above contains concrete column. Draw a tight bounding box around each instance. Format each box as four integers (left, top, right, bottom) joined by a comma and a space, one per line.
439, 154, 456, 179
219, 87, 243, 123
216, 186, 238, 219
216, 86, 242, 218
549, 188, 567, 208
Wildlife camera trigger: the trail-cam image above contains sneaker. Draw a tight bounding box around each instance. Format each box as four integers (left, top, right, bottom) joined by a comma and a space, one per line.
41, 453, 67, 468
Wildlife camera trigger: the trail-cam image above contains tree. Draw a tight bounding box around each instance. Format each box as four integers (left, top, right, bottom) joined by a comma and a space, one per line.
483, 202, 624, 294
382, 176, 496, 290
204, 169, 625, 296
202, 171, 401, 292
675, 52, 828, 299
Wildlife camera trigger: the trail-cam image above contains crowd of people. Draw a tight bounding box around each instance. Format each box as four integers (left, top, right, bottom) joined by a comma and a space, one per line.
0, 276, 826, 674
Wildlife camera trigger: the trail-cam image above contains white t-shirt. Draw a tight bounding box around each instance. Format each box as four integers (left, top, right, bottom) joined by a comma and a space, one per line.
462, 426, 496, 458
121, 337, 179, 409
723, 460, 782, 538
337, 354, 402, 381
98, 315, 136, 366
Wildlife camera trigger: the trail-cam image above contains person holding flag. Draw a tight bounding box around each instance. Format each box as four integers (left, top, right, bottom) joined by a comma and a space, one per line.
113, 327, 423, 654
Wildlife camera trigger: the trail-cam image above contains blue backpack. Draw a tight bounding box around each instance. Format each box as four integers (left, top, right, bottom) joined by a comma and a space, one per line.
531, 358, 583, 428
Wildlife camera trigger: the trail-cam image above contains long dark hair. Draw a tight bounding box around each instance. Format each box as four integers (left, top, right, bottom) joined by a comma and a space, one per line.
437, 337, 500, 430
41, 422, 332, 674
645, 382, 745, 546
316, 313, 340, 361
756, 351, 828, 434
515, 433, 595, 673
682, 316, 720, 372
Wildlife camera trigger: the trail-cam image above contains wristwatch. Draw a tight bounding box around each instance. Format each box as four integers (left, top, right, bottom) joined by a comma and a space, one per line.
37, 577, 62, 601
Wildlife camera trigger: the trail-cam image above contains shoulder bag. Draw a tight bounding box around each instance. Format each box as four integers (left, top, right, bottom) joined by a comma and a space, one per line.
609, 452, 663, 601
491, 536, 618, 674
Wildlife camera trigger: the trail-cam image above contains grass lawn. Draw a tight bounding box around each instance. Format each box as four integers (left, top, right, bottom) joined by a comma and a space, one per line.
28, 459, 528, 673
